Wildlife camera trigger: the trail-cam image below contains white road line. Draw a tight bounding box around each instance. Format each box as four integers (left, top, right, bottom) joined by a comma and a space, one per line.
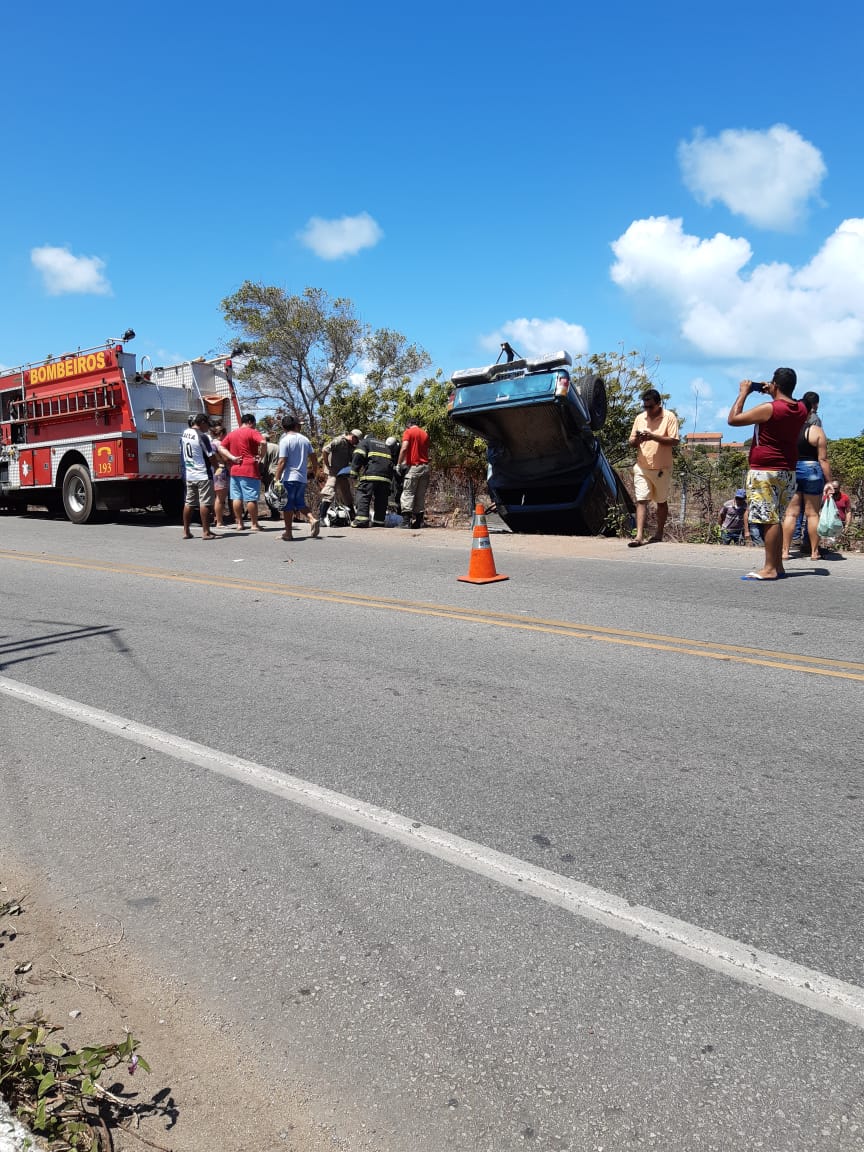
4, 672, 864, 1030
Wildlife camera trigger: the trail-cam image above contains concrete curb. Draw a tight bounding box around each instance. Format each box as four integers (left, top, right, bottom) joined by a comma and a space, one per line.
0, 1098, 48, 1151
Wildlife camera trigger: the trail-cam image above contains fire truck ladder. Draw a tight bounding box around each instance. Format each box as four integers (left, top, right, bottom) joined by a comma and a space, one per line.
189, 361, 208, 414
10, 384, 120, 424
136, 355, 168, 431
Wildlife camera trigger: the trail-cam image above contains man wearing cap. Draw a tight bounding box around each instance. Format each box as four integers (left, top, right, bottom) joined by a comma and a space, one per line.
718, 489, 750, 545
318, 429, 362, 527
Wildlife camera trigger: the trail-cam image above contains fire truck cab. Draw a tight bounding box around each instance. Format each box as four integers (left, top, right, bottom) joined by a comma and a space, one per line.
0, 338, 240, 523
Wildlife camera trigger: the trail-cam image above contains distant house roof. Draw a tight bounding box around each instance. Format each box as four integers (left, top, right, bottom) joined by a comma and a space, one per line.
681, 432, 750, 451
683, 432, 723, 451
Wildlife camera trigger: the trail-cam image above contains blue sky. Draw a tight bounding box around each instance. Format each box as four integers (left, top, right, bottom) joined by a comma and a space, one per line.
4, 0, 863, 438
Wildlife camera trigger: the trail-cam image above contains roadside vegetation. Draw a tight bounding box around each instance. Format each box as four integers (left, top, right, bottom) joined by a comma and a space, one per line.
0, 892, 168, 1152
220, 281, 864, 542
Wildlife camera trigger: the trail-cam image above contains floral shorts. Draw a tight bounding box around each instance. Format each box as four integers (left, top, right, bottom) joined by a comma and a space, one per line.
746, 469, 796, 525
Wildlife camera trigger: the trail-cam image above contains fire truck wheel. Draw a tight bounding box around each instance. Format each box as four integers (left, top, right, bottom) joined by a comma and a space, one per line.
160, 485, 185, 520
61, 464, 95, 524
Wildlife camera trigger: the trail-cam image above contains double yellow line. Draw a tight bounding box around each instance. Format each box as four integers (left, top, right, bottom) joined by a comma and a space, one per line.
2, 548, 863, 682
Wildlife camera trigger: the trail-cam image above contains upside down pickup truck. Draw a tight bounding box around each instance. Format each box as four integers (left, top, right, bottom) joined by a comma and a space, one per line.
447, 348, 633, 535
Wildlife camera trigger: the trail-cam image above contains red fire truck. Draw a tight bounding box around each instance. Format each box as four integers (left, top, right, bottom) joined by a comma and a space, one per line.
0, 335, 241, 523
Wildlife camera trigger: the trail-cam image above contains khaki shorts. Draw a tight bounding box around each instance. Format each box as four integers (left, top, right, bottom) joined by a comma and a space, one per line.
321, 474, 354, 504
633, 464, 671, 504
185, 477, 214, 508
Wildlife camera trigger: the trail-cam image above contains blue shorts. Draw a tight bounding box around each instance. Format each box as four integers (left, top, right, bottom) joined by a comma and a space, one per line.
230, 476, 261, 503
796, 460, 825, 495
284, 480, 308, 512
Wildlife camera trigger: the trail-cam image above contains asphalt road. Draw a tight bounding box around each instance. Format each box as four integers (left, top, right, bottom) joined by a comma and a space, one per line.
1, 511, 863, 1152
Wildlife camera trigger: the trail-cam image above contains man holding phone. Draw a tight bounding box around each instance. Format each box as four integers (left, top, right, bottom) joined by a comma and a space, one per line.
627, 388, 680, 547
728, 367, 808, 581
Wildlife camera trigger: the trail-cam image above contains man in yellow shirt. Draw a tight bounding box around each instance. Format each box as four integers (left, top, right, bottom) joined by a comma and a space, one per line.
627, 388, 679, 547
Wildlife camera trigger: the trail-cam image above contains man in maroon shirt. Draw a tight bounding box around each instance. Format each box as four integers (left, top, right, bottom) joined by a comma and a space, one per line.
728, 367, 808, 581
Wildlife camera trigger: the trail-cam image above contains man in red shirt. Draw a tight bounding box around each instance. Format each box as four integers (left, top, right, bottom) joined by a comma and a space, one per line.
728, 367, 808, 581
826, 480, 853, 547
221, 413, 266, 532
397, 419, 430, 529
828, 481, 851, 526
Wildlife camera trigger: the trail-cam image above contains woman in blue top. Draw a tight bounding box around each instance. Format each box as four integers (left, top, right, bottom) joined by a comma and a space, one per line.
781, 394, 833, 561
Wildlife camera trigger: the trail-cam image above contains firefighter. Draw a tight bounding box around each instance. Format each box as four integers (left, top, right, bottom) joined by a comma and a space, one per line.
350, 435, 400, 527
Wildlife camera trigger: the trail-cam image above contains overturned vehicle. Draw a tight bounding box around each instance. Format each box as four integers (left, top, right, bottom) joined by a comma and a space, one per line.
447, 346, 633, 535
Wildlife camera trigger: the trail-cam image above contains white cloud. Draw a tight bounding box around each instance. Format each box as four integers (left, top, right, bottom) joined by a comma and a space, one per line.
481, 317, 589, 360
610, 215, 864, 360
298, 212, 383, 260
31, 245, 112, 295
678, 124, 826, 230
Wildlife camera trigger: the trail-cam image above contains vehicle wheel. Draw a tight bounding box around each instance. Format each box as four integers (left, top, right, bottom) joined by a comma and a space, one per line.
578, 374, 608, 431
61, 464, 95, 524
160, 482, 185, 521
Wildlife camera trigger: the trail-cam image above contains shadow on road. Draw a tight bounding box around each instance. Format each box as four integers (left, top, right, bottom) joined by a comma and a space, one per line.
0, 622, 127, 672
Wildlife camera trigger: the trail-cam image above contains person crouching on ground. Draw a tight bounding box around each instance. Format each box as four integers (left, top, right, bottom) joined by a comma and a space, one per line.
718, 489, 749, 545
728, 368, 808, 581
274, 415, 319, 541
627, 388, 679, 547
828, 481, 852, 541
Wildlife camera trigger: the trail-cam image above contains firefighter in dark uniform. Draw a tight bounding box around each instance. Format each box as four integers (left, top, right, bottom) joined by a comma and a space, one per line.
350, 435, 400, 527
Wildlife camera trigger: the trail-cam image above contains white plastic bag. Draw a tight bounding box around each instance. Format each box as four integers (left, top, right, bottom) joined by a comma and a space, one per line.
817, 496, 843, 538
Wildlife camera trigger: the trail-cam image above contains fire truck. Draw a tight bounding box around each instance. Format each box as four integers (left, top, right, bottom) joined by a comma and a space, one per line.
0, 335, 241, 523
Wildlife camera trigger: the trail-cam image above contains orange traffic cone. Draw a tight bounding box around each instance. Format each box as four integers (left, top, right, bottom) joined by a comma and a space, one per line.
458, 505, 509, 584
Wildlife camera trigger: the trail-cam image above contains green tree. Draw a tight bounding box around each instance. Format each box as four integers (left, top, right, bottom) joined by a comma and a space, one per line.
364, 327, 431, 388
220, 283, 430, 442
318, 371, 487, 481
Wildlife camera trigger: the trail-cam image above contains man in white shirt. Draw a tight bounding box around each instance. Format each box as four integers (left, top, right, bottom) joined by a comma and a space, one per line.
181, 414, 219, 540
